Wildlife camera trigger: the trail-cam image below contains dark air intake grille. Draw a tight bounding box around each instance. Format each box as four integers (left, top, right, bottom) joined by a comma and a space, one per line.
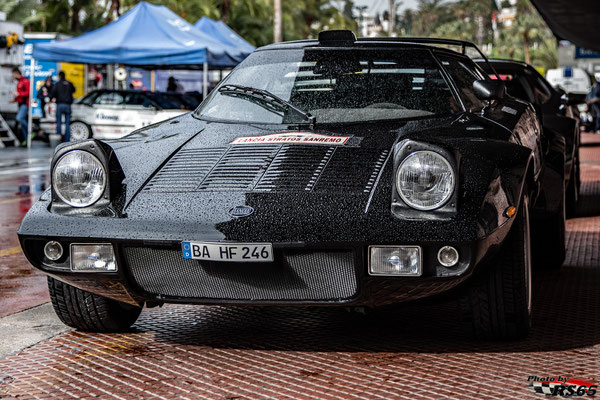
142, 148, 226, 192
198, 145, 278, 191
314, 148, 389, 193
254, 145, 335, 191
142, 144, 389, 193
124, 247, 358, 301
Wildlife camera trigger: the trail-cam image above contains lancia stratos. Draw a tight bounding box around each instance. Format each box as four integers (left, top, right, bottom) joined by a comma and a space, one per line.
40, 89, 199, 141
475, 58, 581, 220
18, 31, 569, 340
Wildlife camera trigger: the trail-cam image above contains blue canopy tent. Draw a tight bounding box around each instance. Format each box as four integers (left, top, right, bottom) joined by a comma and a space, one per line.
33, 2, 244, 67
25, 2, 252, 147
194, 17, 255, 58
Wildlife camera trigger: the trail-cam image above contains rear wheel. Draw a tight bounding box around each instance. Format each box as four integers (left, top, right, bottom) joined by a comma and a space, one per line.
460, 196, 532, 340
48, 276, 142, 332
566, 163, 579, 218
70, 121, 91, 141
532, 187, 566, 269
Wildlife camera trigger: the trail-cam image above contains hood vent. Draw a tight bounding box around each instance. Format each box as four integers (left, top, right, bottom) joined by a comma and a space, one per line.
142, 148, 226, 192
143, 144, 389, 194
198, 145, 279, 191
254, 146, 335, 192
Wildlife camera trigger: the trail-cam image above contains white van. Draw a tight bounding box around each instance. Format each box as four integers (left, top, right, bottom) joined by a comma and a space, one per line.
546, 67, 592, 94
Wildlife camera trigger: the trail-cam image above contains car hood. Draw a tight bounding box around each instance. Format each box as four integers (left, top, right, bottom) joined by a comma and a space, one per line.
105, 113, 513, 243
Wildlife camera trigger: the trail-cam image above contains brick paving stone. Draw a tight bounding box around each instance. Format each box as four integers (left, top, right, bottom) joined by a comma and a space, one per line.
0, 252, 50, 318
1, 134, 600, 399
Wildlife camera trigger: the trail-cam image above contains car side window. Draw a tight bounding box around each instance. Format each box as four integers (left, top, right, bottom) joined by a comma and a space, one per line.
526, 70, 553, 105
489, 73, 535, 103
124, 93, 153, 108
80, 92, 99, 106
437, 54, 487, 112
94, 92, 125, 106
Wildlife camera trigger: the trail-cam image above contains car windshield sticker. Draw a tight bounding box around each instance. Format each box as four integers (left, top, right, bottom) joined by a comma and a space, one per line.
231, 132, 350, 145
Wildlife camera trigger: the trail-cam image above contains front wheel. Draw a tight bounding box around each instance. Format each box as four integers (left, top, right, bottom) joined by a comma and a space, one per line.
48, 276, 142, 332
69, 121, 91, 141
460, 196, 532, 340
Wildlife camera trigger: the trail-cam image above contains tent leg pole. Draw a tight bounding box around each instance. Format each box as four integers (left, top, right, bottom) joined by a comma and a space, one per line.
84, 64, 88, 95
203, 62, 208, 100
27, 57, 35, 149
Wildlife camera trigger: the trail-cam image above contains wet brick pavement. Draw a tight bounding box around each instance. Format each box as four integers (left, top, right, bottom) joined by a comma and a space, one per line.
0, 147, 52, 317
1, 137, 600, 399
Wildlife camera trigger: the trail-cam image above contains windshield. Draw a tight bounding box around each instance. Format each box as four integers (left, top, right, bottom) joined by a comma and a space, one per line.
195, 48, 460, 124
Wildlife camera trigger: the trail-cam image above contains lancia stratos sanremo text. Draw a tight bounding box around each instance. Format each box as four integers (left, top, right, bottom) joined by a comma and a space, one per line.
18, 31, 569, 340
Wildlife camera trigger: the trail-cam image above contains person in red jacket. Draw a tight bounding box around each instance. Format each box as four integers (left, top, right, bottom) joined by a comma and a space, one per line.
11, 67, 30, 144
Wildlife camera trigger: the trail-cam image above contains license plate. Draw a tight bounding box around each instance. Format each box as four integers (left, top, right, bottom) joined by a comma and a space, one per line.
182, 242, 274, 262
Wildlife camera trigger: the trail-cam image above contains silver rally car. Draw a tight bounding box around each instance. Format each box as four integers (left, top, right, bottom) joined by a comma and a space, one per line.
40, 89, 198, 141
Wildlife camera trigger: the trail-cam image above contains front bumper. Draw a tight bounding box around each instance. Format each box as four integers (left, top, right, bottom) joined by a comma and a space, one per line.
19, 190, 514, 307
20, 234, 513, 309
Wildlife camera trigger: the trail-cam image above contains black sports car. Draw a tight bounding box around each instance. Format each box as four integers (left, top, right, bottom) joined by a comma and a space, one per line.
475, 59, 581, 219
19, 31, 566, 340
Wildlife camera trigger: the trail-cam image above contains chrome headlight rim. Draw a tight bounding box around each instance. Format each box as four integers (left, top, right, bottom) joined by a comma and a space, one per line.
52, 150, 107, 208
396, 150, 455, 211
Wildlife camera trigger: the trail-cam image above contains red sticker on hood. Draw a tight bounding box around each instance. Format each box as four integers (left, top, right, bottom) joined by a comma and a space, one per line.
231, 132, 350, 145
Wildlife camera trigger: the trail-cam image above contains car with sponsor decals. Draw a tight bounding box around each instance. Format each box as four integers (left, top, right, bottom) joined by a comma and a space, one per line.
18, 31, 568, 339
40, 89, 199, 141
475, 58, 581, 217
545, 66, 592, 95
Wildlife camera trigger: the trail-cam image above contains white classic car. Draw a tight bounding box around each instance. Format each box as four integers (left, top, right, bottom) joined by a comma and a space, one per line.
41, 89, 201, 141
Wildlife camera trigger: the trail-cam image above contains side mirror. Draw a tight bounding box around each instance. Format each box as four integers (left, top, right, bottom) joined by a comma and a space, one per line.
473, 79, 506, 101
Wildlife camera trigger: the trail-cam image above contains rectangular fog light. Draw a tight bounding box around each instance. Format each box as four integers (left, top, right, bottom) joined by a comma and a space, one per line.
70, 244, 117, 272
369, 246, 422, 276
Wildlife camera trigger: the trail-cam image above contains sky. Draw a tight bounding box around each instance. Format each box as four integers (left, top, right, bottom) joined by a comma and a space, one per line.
352, 0, 419, 14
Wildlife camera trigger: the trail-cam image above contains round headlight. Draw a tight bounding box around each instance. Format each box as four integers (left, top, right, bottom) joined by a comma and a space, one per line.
396, 150, 455, 210
52, 150, 106, 207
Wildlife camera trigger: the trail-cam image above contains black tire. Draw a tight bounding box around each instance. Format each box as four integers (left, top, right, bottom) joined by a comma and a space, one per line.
48, 276, 142, 332
576, 155, 581, 194
566, 162, 579, 218
532, 188, 566, 269
460, 196, 532, 340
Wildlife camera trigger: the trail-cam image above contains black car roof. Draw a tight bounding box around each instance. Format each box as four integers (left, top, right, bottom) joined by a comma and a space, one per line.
257, 37, 474, 59
87, 89, 179, 96
474, 58, 531, 69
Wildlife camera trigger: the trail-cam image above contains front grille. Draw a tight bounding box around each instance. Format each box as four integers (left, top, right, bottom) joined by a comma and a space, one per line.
124, 247, 358, 301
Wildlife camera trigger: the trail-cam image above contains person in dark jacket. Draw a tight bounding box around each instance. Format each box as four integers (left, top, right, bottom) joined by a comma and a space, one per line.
37, 76, 54, 118
167, 76, 183, 93
50, 71, 76, 142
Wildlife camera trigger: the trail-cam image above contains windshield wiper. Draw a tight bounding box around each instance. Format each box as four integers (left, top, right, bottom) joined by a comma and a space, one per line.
218, 84, 316, 129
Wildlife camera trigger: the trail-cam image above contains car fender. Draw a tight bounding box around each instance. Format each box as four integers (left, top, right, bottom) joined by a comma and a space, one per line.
544, 114, 577, 165
457, 139, 534, 238
389, 134, 534, 240
533, 129, 566, 218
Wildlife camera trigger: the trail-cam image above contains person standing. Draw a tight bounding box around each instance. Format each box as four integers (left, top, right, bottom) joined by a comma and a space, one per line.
11, 67, 30, 145
166, 76, 183, 93
50, 71, 76, 142
37, 76, 54, 118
